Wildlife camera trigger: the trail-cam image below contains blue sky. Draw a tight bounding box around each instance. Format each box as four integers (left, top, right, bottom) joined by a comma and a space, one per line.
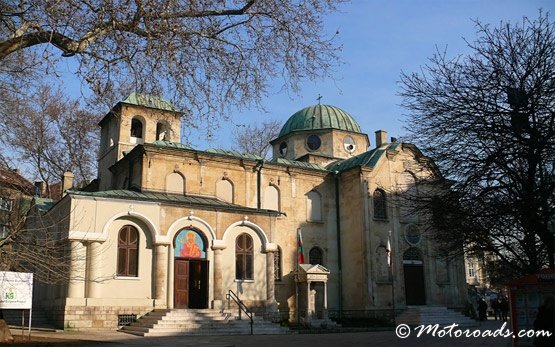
199, 0, 554, 150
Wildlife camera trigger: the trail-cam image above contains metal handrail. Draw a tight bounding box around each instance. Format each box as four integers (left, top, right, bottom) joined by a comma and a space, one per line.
226, 290, 253, 335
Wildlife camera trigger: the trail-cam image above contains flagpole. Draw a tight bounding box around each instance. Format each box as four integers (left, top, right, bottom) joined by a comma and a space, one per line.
296, 228, 301, 325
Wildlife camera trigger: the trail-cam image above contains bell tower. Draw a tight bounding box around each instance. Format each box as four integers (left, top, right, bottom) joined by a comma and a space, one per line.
97, 93, 182, 190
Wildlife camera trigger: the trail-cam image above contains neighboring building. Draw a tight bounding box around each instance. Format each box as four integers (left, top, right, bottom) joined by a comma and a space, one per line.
36, 94, 468, 330
0, 168, 34, 241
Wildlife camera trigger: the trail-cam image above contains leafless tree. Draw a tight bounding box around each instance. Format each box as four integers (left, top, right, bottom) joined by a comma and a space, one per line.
399, 12, 555, 280
0, 84, 99, 192
232, 119, 282, 158
0, 0, 345, 132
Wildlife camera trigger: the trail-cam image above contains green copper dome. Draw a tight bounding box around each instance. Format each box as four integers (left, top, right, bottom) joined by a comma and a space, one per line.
278, 105, 362, 138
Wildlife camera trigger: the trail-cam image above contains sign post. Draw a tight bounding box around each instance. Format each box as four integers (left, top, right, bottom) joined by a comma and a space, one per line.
0, 271, 34, 339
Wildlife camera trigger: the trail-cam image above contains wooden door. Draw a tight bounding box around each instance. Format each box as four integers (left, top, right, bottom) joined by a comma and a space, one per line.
188, 260, 209, 309
404, 264, 426, 305
174, 259, 189, 308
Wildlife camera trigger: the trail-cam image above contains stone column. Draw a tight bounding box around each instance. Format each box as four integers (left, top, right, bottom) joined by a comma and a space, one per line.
86, 241, 103, 298
265, 250, 278, 318
67, 241, 86, 299
266, 251, 275, 301
323, 282, 329, 318
154, 244, 168, 307
211, 240, 226, 310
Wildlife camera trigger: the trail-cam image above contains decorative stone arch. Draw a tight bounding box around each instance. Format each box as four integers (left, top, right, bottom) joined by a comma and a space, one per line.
165, 171, 186, 194
167, 215, 217, 245
99, 211, 159, 242
221, 219, 274, 252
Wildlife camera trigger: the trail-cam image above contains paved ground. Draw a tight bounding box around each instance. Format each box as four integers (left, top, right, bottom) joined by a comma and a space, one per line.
10, 319, 522, 347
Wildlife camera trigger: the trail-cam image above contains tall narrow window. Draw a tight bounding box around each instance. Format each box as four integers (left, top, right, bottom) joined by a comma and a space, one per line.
274, 247, 282, 281
309, 247, 323, 266
235, 233, 253, 280
373, 189, 387, 219
117, 225, 139, 277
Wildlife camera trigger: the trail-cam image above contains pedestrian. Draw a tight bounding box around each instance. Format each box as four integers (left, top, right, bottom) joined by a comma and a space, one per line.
533, 295, 554, 347
491, 298, 501, 320
478, 298, 488, 321
500, 297, 509, 322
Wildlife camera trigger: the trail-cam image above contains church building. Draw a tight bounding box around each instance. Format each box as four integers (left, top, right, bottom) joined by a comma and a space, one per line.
36, 93, 468, 330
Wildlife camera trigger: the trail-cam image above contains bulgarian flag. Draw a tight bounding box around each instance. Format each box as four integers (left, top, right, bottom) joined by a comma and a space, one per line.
297, 228, 305, 264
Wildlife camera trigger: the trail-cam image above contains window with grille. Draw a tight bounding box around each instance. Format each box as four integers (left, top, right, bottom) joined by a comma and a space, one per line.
117, 225, 139, 277
235, 233, 253, 280
309, 247, 323, 266
373, 189, 387, 219
0, 197, 12, 211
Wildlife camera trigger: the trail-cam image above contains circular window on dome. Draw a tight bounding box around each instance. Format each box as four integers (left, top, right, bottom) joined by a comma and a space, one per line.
279, 141, 288, 157
405, 225, 421, 246
343, 136, 356, 153
306, 134, 321, 151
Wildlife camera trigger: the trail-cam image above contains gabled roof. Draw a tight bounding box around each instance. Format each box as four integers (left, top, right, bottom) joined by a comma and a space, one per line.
328, 142, 401, 173
0, 167, 34, 194
68, 189, 280, 216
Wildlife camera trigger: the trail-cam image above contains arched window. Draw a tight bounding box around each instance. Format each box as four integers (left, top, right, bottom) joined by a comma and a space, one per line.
130, 117, 144, 144
166, 172, 185, 194
274, 247, 282, 281
373, 189, 387, 219
306, 190, 322, 221
156, 122, 170, 141
263, 185, 280, 211
117, 225, 139, 277
235, 233, 253, 280
216, 178, 234, 203
309, 247, 323, 266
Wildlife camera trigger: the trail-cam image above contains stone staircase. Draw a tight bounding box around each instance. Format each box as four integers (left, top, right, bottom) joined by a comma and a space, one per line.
120, 308, 289, 336
396, 306, 478, 327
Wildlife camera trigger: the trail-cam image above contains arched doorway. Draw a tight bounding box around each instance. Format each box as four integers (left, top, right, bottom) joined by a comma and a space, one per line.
403, 247, 426, 305
173, 228, 209, 309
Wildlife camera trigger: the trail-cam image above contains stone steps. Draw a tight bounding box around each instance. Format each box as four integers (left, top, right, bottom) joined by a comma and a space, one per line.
396, 306, 478, 327
120, 308, 288, 336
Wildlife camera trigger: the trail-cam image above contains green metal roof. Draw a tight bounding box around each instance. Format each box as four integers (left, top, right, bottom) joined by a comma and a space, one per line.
152, 140, 193, 150
328, 149, 382, 172
206, 148, 263, 161
328, 143, 401, 172
122, 93, 178, 112
69, 190, 279, 215
34, 197, 54, 212
268, 158, 328, 172
278, 105, 362, 138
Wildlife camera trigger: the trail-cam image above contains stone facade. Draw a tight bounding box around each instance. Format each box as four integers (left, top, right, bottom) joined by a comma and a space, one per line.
35, 96, 468, 330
